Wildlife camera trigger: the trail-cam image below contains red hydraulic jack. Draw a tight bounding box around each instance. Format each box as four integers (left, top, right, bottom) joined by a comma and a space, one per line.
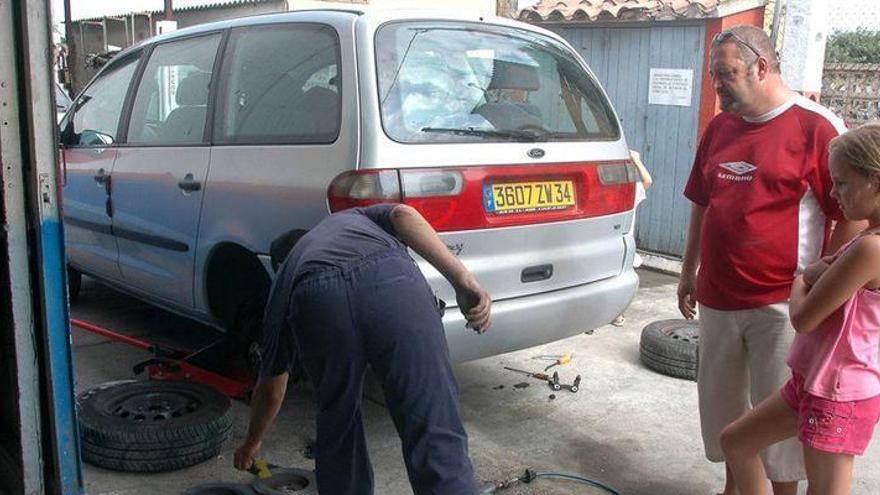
71, 318, 255, 400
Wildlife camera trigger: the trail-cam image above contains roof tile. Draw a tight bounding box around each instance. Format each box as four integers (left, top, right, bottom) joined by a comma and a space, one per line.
519, 0, 735, 22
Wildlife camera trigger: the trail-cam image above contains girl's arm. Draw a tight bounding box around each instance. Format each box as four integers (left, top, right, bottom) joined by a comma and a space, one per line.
791, 235, 880, 333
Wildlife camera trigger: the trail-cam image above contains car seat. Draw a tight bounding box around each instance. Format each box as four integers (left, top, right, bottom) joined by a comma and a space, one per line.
161, 71, 210, 144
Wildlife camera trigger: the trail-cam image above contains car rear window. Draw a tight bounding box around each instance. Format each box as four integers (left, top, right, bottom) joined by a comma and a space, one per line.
376, 21, 620, 144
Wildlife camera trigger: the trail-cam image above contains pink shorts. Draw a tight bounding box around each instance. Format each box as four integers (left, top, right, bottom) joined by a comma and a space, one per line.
782, 373, 880, 456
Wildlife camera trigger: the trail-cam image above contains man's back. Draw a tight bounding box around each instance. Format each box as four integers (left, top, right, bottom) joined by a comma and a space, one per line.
284, 205, 404, 279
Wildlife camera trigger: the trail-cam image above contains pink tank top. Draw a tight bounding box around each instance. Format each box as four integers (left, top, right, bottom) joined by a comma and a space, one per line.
787, 238, 880, 401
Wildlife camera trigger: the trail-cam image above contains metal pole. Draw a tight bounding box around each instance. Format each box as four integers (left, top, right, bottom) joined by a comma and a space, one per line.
4, 0, 84, 492
0, 0, 45, 489
63, 0, 76, 92
770, 0, 786, 48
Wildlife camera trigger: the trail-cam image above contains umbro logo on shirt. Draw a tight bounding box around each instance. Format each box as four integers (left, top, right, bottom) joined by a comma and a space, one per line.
718, 161, 757, 182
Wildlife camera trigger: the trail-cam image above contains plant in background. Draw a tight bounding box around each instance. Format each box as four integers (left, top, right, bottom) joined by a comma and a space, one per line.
826, 28, 880, 63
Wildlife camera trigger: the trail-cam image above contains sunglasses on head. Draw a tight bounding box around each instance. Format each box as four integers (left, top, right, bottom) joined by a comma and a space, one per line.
712, 30, 762, 59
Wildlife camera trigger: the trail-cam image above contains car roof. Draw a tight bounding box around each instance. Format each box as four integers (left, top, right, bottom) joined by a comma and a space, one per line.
117, 8, 565, 57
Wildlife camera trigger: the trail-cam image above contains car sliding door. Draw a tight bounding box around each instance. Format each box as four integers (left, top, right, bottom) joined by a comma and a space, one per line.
111, 33, 222, 307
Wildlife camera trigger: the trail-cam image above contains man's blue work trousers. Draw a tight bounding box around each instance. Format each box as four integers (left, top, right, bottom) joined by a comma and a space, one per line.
290, 251, 478, 495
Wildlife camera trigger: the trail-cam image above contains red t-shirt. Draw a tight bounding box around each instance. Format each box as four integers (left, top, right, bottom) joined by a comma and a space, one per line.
684, 96, 846, 310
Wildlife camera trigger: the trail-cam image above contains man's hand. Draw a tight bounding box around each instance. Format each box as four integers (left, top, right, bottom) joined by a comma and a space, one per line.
234, 439, 261, 471
677, 271, 697, 320
803, 256, 834, 288
455, 274, 491, 334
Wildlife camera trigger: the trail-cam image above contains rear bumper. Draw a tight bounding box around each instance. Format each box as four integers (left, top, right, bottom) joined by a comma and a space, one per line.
444, 268, 639, 362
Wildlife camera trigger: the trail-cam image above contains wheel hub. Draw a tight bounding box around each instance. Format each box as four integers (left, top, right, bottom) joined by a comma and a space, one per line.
108, 390, 201, 422
660, 322, 699, 345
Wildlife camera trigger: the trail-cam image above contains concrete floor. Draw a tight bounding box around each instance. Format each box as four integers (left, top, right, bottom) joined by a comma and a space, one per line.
71, 269, 880, 495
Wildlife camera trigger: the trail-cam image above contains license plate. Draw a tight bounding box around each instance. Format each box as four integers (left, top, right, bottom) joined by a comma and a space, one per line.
483, 181, 576, 214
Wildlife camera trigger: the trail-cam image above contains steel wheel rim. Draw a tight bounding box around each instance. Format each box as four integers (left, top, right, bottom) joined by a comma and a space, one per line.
106, 389, 202, 423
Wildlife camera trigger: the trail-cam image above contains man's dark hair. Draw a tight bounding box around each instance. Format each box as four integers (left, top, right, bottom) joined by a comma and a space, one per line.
712, 25, 781, 73
270, 229, 308, 271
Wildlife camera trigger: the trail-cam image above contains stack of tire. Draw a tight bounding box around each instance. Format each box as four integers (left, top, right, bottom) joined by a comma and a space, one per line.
77, 380, 232, 473
639, 319, 700, 381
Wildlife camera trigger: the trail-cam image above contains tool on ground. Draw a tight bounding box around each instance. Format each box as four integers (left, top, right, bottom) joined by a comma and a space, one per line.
249, 458, 274, 479
70, 318, 255, 400
562, 375, 581, 393
504, 367, 561, 391
538, 353, 572, 372
503, 366, 551, 381
549, 371, 562, 391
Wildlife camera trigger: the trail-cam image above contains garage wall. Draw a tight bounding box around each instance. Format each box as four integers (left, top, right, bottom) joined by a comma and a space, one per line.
552, 22, 705, 257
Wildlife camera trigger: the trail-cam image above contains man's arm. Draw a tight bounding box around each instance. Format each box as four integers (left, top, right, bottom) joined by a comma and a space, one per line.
827, 219, 867, 254
388, 204, 491, 333
234, 373, 289, 471
677, 203, 704, 319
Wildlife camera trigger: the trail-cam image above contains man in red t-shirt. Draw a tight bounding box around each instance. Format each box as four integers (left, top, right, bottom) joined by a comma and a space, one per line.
679, 26, 862, 495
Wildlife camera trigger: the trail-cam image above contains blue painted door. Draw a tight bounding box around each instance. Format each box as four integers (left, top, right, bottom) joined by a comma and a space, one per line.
555, 23, 705, 257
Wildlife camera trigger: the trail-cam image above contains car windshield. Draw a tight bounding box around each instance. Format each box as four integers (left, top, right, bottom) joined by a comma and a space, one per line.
376, 21, 620, 144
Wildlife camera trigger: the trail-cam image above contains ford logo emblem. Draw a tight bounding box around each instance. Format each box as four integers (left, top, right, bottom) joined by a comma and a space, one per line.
527, 148, 545, 159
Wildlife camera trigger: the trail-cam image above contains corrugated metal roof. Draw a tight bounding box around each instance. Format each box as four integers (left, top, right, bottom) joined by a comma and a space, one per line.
519, 0, 759, 23
72, 0, 283, 22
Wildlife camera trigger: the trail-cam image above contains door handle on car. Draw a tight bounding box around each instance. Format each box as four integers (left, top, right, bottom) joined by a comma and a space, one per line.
521, 264, 553, 283
94, 168, 109, 186
177, 173, 201, 193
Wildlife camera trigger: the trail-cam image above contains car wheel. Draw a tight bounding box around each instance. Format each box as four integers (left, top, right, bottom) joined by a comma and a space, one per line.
77, 380, 232, 473
639, 319, 699, 381
232, 295, 308, 384
184, 483, 257, 495
252, 467, 318, 495
67, 266, 82, 304
231, 295, 267, 375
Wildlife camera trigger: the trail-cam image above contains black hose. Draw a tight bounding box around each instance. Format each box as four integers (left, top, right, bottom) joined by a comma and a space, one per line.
480, 468, 621, 494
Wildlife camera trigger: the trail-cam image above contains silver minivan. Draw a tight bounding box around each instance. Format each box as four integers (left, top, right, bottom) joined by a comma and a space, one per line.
60, 9, 639, 362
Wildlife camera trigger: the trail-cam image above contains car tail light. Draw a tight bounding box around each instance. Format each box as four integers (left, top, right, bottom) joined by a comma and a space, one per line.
598, 162, 638, 185
327, 169, 400, 211
327, 161, 635, 232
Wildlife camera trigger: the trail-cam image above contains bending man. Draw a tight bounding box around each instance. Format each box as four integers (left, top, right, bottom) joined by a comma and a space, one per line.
234, 204, 491, 495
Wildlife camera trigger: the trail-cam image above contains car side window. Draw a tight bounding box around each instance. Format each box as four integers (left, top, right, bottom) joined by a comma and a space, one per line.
126, 34, 222, 145
60, 52, 140, 146
214, 23, 341, 145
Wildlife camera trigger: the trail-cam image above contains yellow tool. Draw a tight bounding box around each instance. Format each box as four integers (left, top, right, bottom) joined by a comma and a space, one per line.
541, 354, 572, 372
250, 458, 273, 479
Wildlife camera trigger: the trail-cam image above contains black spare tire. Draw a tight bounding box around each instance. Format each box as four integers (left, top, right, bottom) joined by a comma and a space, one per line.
77, 380, 232, 473
639, 319, 699, 381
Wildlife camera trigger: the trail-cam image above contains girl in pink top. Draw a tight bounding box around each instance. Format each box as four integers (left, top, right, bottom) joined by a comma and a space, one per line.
720, 123, 880, 495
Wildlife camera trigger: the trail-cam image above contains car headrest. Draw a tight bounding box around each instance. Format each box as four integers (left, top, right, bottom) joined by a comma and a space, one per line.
176, 72, 211, 106
487, 60, 540, 91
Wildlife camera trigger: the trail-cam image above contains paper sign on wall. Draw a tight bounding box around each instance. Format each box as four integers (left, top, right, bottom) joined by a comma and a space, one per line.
648, 68, 694, 107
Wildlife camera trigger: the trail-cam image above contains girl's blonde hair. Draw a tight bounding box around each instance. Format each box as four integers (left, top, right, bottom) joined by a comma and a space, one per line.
830, 122, 880, 177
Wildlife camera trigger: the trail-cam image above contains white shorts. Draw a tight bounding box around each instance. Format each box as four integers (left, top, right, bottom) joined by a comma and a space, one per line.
697, 303, 805, 482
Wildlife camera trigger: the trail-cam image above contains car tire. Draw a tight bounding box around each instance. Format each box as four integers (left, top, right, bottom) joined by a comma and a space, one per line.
639, 319, 699, 381
67, 266, 82, 304
252, 467, 318, 495
183, 483, 257, 495
77, 380, 232, 473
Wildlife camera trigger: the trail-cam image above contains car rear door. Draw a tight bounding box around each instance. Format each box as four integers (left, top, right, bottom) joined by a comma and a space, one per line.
61, 51, 142, 281
111, 33, 223, 307
361, 19, 635, 306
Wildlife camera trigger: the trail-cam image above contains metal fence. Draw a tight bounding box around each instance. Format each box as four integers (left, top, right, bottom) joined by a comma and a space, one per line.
822, 63, 880, 127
